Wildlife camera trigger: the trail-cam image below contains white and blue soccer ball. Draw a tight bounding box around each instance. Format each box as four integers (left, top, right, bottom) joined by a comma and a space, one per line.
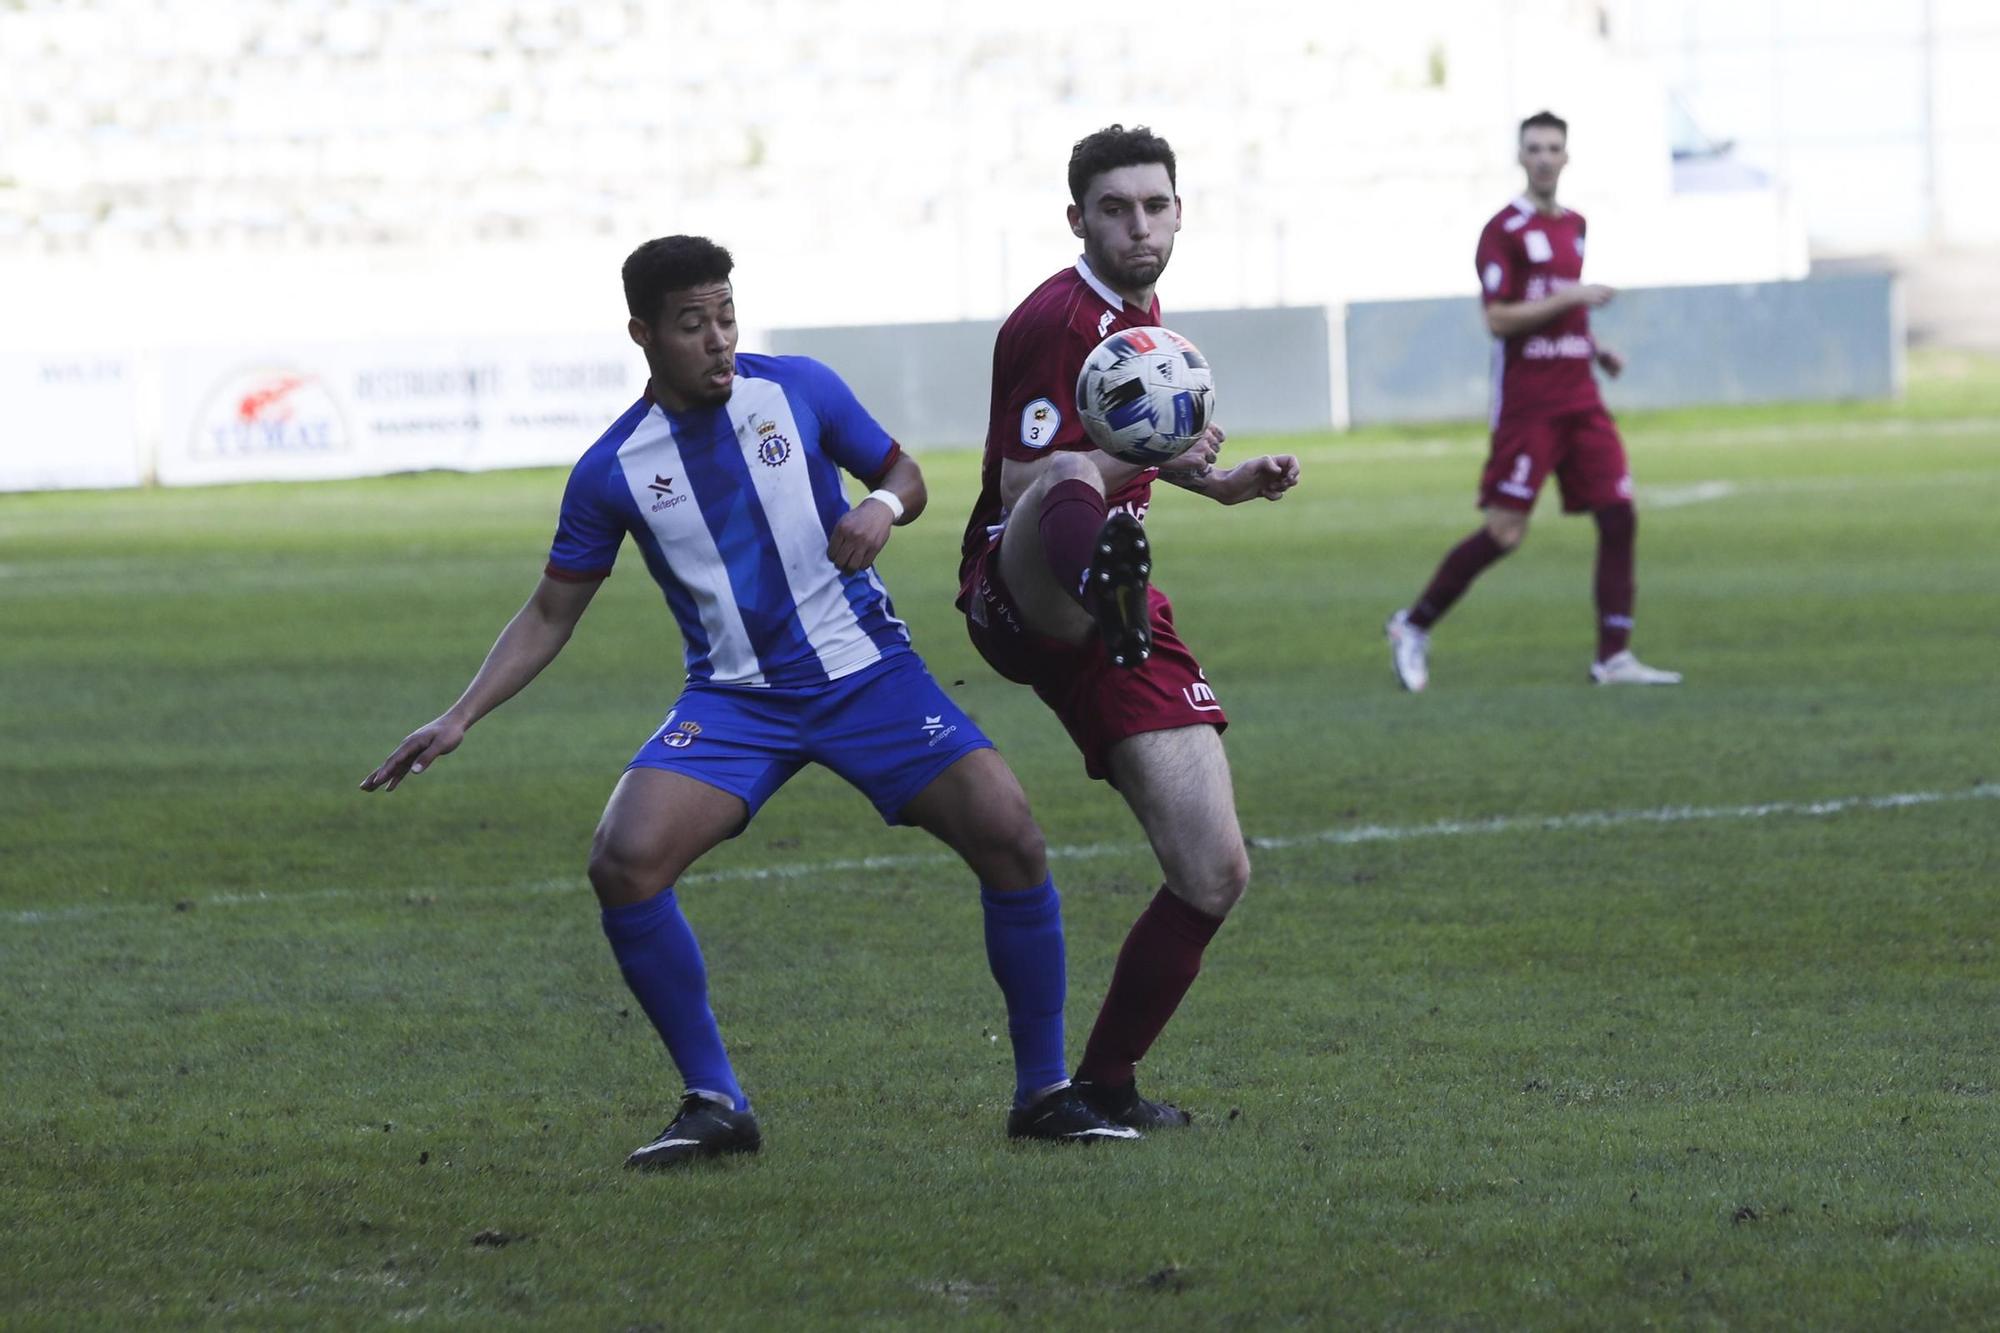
1074, 325, 1216, 467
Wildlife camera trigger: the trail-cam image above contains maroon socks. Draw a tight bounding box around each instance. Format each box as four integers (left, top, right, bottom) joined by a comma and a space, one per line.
1409, 506, 1637, 658
1409, 528, 1510, 630
1076, 886, 1225, 1089
1593, 502, 1637, 661
1038, 478, 1109, 604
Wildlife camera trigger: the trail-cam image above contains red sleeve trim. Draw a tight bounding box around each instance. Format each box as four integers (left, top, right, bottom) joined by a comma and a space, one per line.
865, 441, 904, 487
544, 562, 611, 583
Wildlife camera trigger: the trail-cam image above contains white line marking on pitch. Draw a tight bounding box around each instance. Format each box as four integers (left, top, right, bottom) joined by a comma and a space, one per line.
5, 784, 1993, 928
1644, 481, 1740, 509
1640, 469, 2000, 511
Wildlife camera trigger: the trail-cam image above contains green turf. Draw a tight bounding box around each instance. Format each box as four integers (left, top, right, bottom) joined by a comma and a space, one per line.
4, 356, 1997, 1328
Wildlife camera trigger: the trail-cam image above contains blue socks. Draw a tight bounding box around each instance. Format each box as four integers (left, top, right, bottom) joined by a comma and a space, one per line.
979, 876, 1069, 1105
601, 889, 746, 1111
606, 880, 1068, 1112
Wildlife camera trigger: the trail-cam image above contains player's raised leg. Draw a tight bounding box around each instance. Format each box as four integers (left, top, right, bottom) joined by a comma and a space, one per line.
998, 452, 1154, 667
589, 767, 763, 1168
901, 749, 1139, 1142
1072, 724, 1249, 1127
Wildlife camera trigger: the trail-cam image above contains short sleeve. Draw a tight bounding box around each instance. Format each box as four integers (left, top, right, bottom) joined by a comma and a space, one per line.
545, 450, 625, 581
799, 358, 898, 482
991, 320, 1090, 463
1475, 222, 1520, 307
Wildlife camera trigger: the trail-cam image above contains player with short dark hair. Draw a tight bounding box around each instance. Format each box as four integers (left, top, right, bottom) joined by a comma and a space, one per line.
363, 235, 1137, 1165
958, 124, 1302, 1129
1386, 110, 1681, 690
621, 233, 736, 321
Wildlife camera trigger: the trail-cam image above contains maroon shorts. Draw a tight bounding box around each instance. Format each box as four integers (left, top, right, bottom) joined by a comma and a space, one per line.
1479, 406, 1633, 514
961, 536, 1226, 782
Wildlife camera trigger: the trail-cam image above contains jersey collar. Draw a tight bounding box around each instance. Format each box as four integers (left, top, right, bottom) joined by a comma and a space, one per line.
1514, 193, 1566, 219
1075, 254, 1140, 312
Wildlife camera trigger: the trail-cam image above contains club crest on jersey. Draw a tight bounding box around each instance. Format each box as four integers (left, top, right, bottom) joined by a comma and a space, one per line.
1020, 397, 1060, 449
743, 415, 792, 467
1523, 230, 1554, 263
758, 428, 792, 467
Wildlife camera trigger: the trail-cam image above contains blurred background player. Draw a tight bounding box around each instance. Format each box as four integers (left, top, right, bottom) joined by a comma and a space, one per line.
362, 235, 1138, 1162
958, 125, 1302, 1129
1386, 110, 1682, 691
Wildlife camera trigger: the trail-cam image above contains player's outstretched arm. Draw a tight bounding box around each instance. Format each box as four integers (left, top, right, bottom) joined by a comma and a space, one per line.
997, 427, 1218, 512
827, 452, 925, 573
359, 573, 603, 792
1162, 452, 1301, 505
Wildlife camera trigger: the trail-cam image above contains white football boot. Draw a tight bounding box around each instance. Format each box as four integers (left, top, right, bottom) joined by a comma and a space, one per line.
1385, 609, 1430, 692
1589, 650, 1682, 686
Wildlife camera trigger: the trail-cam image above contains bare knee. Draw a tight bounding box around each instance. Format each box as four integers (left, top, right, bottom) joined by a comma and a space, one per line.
1041, 450, 1102, 491
1175, 841, 1250, 918
587, 825, 662, 908
964, 785, 1050, 891
1483, 509, 1530, 551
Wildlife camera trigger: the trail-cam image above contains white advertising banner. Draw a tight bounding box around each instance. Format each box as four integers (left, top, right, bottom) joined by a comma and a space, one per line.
0, 353, 143, 492
155, 334, 639, 487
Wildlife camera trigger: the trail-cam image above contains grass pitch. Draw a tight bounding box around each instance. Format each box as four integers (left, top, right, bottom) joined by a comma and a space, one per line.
3, 358, 1997, 1327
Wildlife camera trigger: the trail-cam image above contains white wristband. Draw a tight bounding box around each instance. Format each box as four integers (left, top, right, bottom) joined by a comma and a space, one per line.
865, 488, 905, 521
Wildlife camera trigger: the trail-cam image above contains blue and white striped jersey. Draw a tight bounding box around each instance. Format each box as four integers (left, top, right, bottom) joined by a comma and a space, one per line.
546, 353, 911, 689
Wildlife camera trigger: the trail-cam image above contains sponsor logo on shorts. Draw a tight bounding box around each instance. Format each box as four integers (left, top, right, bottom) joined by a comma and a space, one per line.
921, 714, 959, 748
974, 572, 1021, 636
1181, 674, 1223, 714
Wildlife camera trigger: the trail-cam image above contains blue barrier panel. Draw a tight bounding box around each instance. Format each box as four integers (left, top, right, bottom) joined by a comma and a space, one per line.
768, 306, 1335, 447
1345, 274, 1899, 426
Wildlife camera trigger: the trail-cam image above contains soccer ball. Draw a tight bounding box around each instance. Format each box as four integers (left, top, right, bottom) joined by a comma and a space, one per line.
1074, 325, 1216, 466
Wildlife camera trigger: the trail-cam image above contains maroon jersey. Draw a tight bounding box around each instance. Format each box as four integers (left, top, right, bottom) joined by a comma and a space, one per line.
959, 258, 1162, 588
1476, 197, 1602, 425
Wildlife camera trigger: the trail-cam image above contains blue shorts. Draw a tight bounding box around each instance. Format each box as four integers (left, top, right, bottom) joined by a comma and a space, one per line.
627, 651, 993, 826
